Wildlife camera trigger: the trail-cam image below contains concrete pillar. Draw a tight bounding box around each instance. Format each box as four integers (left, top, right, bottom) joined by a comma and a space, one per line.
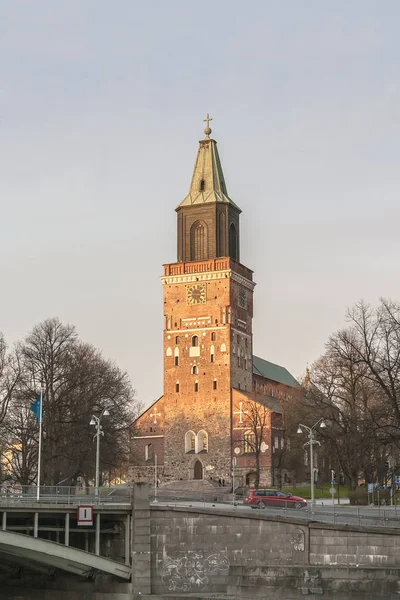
131, 483, 151, 597
2, 512, 6, 531
34, 512, 39, 538
65, 512, 70, 547
95, 513, 101, 556
125, 513, 131, 566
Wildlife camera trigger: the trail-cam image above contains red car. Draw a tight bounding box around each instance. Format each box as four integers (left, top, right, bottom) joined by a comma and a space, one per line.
243, 489, 307, 509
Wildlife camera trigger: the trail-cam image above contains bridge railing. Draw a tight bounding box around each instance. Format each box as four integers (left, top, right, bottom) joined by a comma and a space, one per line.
0, 485, 133, 505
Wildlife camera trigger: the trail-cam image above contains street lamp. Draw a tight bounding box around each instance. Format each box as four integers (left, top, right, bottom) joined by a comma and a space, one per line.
297, 418, 327, 507
89, 408, 110, 497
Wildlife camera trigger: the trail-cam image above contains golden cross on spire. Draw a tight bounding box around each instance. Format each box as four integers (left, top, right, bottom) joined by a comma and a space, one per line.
203, 113, 213, 138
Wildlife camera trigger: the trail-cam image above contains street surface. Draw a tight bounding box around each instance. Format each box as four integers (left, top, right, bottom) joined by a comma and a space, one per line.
152, 498, 400, 529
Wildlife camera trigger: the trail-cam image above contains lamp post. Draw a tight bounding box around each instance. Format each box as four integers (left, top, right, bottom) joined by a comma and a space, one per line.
297, 418, 327, 507
90, 408, 110, 497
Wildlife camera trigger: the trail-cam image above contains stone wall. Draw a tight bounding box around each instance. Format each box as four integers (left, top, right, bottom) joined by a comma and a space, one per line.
150, 505, 400, 596
228, 565, 400, 599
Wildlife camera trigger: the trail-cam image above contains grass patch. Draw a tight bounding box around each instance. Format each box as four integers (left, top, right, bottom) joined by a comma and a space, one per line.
281, 482, 348, 499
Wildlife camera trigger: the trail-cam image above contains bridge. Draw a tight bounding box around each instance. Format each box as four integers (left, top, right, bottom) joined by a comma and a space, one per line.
1, 484, 400, 599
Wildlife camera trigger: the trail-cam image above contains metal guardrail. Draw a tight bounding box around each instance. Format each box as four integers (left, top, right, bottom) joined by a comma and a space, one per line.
0, 485, 133, 505
150, 493, 400, 529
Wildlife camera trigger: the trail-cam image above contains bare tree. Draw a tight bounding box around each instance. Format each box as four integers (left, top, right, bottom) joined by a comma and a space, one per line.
6, 318, 139, 487
240, 396, 270, 488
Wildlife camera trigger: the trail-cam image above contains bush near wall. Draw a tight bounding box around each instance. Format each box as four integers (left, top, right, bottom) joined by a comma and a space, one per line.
348, 488, 391, 505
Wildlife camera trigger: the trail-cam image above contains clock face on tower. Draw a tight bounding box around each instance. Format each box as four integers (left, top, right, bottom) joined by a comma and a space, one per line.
186, 283, 206, 305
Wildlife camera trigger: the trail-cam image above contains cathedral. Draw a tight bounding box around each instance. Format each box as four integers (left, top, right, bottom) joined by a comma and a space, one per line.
130, 116, 303, 488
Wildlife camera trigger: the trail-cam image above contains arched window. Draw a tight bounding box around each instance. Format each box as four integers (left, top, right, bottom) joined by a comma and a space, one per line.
174, 347, 179, 366
218, 211, 226, 257
243, 431, 255, 454
175, 336, 180, 344
190, 220, 208, 261
191, 365, 198, 375
220, 343, 226, 353
213, 379, 217, 390
229, 222, 238, 261
166, 347, 172, 357
145, 443, 154, 462
194, 380, 199, 392
210, 344, 215, 363
191, 335, 199, 347
211, 332, 216, 341
196, 430, 208, 453
185, 431, 196, 453
199, 179, 205, 191
175, 381, 180, 392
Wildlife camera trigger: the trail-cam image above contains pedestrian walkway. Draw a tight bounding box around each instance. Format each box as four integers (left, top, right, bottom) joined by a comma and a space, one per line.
315, 497, 350, 505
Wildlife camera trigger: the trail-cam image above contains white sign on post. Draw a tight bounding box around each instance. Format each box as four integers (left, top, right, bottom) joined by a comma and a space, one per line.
77, 505, 94, 526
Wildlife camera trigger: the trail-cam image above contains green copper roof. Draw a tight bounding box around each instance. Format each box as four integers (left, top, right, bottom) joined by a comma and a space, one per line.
252, 355, 301, 389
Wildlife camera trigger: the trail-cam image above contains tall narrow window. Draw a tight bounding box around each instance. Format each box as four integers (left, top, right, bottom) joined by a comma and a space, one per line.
194, 381, 199, 392
213, 379, 217, 390
175, 382, 180, 393
145, 444, 154, 461
175, 336, 180, 344
190, 220, 208, 261
191, 365, 198, 375
211, 332, 216, 341
174, 347, 179, 366
243, 431, 255, 454
210, 344, 215, 363
229, 222, 238, 261
192, 335, 199, 347
199, 179, 205, 191
185, 431, 196, 453
196, 430, 208, 453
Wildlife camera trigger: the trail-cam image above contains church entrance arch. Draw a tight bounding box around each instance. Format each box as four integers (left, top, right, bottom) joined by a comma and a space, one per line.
193, 460, 203, 480
246, 471, 257, 487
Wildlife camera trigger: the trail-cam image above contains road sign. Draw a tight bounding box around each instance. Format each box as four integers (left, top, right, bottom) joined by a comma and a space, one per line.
329, 487, 336, 495
77, 505, 93, 526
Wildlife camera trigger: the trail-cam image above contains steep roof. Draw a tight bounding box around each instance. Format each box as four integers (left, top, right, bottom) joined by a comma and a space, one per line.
252, 355, 301, 389
176, 121, 241, 211
235, 388, 282, 414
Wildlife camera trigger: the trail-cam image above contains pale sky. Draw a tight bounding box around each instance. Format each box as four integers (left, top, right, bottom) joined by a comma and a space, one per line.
1, 1, 400, 407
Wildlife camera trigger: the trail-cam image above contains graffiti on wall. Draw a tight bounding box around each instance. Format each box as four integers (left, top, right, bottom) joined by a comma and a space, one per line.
159, 551, 230, 592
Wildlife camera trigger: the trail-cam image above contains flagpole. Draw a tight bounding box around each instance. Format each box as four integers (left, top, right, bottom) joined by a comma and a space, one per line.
36, 387, 43, 502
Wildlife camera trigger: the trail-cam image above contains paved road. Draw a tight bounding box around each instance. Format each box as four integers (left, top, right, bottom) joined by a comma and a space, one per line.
152, 499, 400, 529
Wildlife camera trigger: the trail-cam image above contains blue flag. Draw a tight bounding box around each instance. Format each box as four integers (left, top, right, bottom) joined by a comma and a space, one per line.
30, 395, 41, 423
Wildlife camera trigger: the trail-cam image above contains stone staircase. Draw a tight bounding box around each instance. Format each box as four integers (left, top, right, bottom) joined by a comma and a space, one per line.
155, 479, 230, 502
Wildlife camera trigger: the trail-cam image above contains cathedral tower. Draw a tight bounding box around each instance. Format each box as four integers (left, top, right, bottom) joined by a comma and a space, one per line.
161, 116, 255, 481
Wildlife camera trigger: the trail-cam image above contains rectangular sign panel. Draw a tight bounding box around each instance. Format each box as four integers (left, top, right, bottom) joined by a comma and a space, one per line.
77, 505, 94, 526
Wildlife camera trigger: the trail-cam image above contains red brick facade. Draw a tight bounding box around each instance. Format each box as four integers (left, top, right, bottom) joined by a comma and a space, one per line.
129, 124, 302, 488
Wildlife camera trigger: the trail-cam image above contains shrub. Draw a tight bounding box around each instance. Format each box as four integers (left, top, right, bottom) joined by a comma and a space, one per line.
349, 487, 392, 505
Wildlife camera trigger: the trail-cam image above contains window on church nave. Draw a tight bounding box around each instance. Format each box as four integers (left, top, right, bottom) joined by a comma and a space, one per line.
191, 365, 198, 375
166, 347, 172, 357
196, 430, 208, 453
145, 443, 154, 462
194, 381, 199, 392
210, 345, 215, 363
175, 335, 180, 344
211, 332, 216, 341
185, 431, 196, 453
175, 382, 180, 392
243, 431, 255, 453
213, 379, 217, 390
191, 335, 199, 347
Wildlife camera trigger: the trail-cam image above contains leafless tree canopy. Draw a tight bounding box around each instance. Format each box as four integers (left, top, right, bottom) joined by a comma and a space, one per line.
0, 318, 140, 487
